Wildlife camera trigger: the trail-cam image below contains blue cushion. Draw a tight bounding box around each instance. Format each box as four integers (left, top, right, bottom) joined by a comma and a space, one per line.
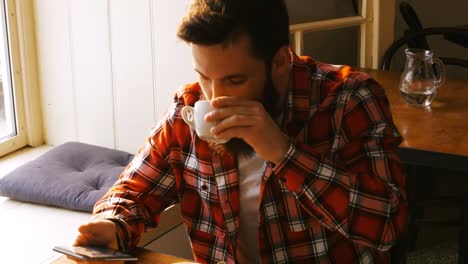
0, 142, 134, 212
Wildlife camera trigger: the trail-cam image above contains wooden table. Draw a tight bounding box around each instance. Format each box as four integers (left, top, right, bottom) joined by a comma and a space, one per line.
359, 68, 468, 172
52, 247, 196, 264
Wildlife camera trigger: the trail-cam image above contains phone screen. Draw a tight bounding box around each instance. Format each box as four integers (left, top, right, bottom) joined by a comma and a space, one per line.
53, 245, 138, 261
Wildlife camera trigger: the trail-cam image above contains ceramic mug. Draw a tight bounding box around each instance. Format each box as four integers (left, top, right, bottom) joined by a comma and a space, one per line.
181, 100, 229, 144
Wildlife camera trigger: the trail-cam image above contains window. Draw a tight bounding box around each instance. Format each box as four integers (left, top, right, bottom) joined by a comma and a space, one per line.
0, 0, 16, 141
0, 0, 42, 157
287, 0, 396, 68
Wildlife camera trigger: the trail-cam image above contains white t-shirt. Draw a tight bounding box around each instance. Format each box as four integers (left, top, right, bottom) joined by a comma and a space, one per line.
236, 153, 265, 263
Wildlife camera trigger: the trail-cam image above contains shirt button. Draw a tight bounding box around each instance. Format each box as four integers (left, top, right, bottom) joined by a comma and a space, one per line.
201, 184, 208, 190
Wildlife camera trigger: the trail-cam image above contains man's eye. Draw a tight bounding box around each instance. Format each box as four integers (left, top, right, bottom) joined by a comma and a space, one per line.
229, 78, 246, 85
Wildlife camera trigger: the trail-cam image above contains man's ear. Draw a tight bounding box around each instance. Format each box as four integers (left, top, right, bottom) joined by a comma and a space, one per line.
272, 46, 291, 75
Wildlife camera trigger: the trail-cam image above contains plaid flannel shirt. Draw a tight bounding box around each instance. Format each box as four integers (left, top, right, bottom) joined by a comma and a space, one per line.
93, 53, 407, 264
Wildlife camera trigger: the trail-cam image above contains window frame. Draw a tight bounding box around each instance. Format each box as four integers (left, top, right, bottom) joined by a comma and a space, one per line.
289, 0, 396, 69
0, 0, 42, 157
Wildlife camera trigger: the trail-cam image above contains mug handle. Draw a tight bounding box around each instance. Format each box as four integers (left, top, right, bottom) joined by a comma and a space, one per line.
181, 106, 195, 129
432, 58, 446, 87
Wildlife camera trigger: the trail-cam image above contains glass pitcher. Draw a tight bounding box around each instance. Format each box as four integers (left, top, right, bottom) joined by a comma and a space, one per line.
398, 48, 446, 107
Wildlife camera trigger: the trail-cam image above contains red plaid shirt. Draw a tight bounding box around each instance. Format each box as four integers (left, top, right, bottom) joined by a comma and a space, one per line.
93, 54, 407, 264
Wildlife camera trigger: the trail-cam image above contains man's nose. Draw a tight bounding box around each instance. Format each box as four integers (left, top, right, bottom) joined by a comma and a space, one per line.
211, 80, 225, 99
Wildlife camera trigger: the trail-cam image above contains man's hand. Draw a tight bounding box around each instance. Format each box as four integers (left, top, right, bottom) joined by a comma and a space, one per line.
73, 220, 119, 250
207, 96, 290, 163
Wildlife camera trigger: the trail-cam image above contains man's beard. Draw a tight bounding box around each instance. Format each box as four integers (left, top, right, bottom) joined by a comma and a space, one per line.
224, 66, 280, 158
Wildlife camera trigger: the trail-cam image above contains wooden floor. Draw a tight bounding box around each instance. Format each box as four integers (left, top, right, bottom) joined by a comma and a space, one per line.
405, 165, 465, 263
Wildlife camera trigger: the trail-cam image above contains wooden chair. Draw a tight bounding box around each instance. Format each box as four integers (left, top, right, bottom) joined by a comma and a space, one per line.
380, 1, 468, 71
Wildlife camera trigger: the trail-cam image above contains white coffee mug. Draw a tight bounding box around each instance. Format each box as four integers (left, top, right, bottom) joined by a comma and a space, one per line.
181, 100, 229, 144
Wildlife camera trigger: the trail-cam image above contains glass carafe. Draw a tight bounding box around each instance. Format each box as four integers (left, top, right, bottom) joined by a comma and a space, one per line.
399, 48, 446, 107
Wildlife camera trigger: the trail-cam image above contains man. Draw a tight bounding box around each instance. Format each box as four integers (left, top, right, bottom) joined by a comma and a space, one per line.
73, 0, 407, 263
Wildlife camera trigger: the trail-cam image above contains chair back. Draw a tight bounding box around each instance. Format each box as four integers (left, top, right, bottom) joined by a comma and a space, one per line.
380, 2, 468, 71
399, 2, 429, 50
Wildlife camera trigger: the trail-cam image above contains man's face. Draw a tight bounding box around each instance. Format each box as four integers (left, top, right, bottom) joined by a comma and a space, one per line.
191, 35, 279, 155
191, 35, 269, 103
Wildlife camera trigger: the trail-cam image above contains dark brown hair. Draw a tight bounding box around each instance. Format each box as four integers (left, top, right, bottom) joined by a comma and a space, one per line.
177, 0, 290, 61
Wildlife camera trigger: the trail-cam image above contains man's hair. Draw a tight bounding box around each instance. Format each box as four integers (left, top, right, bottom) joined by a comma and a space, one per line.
177, 0, 290, 61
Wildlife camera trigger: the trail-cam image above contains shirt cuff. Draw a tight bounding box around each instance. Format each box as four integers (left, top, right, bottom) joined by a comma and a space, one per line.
91, 213, 134, 253
271, 140, 317, 192
107, 218, 131, 252
270, 138, 296, 172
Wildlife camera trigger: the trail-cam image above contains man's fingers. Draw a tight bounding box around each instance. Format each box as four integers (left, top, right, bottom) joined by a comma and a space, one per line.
73, 237, 89, 247
73, 232, 97, 245
207, 98, 266, 125
73, 234, 108, 248
76, 221, 113, 246
78, 220, 111, 234
78, 224, 91, 234
77, 226, 99, 238
213, 126, 251, 141
205, 106, 255, 122
211, 115, 257, 135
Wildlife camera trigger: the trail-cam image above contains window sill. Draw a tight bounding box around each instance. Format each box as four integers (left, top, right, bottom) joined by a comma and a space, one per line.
0, 144, 54, 178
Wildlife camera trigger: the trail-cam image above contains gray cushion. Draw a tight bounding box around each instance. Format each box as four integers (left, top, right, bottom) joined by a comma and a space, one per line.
0, 142, 134, 212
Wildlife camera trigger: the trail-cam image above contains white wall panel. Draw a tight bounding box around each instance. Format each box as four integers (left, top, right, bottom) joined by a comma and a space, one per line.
153, 0, 196, 119
33, 1, 197, 152
109, 0, 155, 152
34, 0, 75, 146
69, 0, 115, 148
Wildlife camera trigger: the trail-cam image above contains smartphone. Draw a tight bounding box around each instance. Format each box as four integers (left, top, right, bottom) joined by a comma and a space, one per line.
53, 245, 138, 261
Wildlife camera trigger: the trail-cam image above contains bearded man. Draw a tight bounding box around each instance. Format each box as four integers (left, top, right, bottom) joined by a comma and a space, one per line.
73, 1, 407, 263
